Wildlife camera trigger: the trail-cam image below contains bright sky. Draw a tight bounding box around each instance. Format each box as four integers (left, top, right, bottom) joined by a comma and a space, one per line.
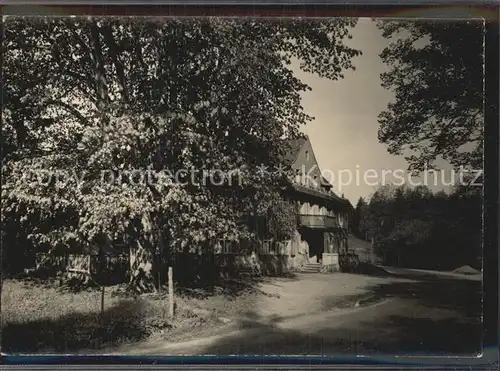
294, 18, 454, 205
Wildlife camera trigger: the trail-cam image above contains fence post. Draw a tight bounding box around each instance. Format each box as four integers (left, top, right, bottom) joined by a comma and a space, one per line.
168, 266, 174, 318
100, 285, 105, 325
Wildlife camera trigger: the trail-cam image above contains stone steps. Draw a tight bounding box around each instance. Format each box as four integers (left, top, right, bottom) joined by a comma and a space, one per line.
301, 263, 322, 273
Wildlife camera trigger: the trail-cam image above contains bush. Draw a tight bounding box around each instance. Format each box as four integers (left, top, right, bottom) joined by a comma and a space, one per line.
339, 253, 359, 273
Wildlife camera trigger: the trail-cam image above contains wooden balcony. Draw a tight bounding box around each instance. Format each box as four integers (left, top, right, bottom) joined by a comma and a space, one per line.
298, 214, 344, 230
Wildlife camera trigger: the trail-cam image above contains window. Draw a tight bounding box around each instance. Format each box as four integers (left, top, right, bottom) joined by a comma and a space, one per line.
311, 204, 319, 215
223, 240, 232, 254
300, 202, 310, 214
305, 151, 309, 160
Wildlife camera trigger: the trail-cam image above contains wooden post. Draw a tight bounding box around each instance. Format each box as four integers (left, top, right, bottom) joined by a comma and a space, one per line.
101, 285, 105, 325
168, 266, 174, 318
96, 283, 105, 349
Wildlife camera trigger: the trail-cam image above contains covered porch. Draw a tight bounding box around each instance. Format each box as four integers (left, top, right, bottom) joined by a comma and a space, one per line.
282, 182, 352, 270
297, 224, 348, 266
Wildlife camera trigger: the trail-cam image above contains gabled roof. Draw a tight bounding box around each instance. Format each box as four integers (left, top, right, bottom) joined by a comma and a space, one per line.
282, 134, 349, 209
284, 135, 334, 188
282, 136, 307, 165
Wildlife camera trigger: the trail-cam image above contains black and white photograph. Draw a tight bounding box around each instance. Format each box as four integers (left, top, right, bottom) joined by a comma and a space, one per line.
1, 16, 484, 357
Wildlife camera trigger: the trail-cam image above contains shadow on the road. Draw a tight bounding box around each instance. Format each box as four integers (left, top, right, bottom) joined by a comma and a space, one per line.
352, 264, 482, 317
322, 292, 389, 310
200, 267, 483, 356
199, 308, 481, 356
368, 278, 482, 318
176, 274, 298, 300
324, 264, 482, 316
353, 263, 394, 278
355, 263, 482, 280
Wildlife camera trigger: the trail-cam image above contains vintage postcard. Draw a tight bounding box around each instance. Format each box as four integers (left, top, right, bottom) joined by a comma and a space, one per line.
1, 15, 485, 358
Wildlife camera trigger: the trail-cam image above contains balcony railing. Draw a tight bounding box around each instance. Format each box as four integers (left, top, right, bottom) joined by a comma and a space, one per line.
298, 214, 344, 229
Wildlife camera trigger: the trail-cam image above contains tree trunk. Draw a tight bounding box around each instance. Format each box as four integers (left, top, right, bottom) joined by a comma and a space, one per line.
129, 241, 156, 293
0, 239, 4, 299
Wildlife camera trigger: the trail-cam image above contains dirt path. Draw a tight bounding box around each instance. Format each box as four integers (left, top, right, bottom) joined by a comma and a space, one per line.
104, 267, 481, 356
253, 272, 401, 319
107, 296, 394, 355
105, 272, 410, 355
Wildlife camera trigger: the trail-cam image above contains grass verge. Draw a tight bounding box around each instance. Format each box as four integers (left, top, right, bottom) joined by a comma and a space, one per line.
1, 278, 258, 353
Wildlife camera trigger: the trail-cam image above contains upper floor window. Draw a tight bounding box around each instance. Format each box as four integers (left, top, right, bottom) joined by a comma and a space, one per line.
305, 150, 309, 161
300, 202, 311, 214
311, 204, 320, 215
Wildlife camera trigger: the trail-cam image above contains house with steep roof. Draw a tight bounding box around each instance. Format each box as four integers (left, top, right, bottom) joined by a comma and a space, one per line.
284, 135, 352, 270
30, 134, 354, 283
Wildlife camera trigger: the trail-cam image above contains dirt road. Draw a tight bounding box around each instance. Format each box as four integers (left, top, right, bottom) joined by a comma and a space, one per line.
107, 267, 481, 356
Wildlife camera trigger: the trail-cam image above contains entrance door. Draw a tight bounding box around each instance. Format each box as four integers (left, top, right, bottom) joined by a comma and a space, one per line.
299, 228, 325, 261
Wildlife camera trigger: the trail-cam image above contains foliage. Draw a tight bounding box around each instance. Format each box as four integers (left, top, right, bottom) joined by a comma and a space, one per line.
355, 184, 481, 270
377, 20, 484, 172
352, 197, 368, 238
1, 17, 360, 279
389, 219, 434, 246
339, 253, 360, 273
266, 199, 297, 240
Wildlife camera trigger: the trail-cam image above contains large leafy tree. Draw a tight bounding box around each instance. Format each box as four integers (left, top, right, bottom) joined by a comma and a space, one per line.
377, 20, 484, 172
1, 17, 360, 286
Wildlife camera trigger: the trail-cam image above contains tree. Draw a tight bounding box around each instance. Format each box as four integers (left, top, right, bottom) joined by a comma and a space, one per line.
377, 20, 483, 172
1, 17, 360, 288
266, 199, 298, 241
353, 197, 367, 238
362, 183, 481, 269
